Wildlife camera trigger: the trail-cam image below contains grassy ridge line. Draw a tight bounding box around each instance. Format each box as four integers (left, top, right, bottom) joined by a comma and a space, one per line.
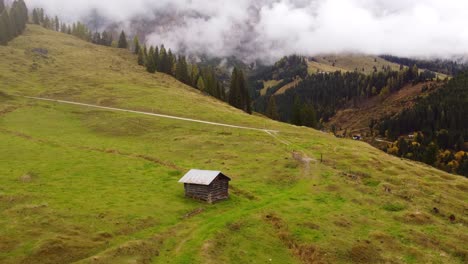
23, 96, 279, 133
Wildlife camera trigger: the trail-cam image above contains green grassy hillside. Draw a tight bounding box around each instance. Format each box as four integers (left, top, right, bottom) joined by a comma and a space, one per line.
0, 25, 467, 264
307, 54, 402, 75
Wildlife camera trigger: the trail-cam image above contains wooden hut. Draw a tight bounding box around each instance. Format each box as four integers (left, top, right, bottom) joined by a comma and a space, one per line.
178, 169, 231, 203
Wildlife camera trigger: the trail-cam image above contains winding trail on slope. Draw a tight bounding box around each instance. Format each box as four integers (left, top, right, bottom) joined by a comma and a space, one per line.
23, 96, 279, 133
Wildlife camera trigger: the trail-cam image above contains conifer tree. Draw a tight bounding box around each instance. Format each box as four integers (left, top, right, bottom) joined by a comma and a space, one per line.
154, 46, 159, 69
190, 65, 199, 87
167, 49, 175, 75
8, 4, 19, 36
146, 46, 156, 73
291, 96, 302, 126
217, 81, 225, 101
0, 12, 7, 45
17, 0, 28, 31
91, 32, 100, 44
101, 31, 112, 46
220, 82, 226, 100
300, 103, 317, 128
0, 0, 4, 14
133, 36, 140, 54
197, 76, 205, 91
32, 9, 39, 24
228, 67, 251, 114
237, 69, 251, 114
137, 48, 145, 66
158, 45, 167, 73
228, 68, 240, 109
60, 23, 66, 33
266, 96, 280, 120
175, 55, 189, 84
117, 30, 128, 49
38, 8, 44, 23
43, 15, 50, 29
54, 16, 59, 31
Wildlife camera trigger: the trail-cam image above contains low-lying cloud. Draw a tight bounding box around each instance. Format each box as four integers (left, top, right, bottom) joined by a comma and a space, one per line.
26, 0, 468, 62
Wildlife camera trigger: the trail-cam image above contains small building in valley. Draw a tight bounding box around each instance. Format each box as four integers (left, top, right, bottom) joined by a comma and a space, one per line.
178, 169, 231, 203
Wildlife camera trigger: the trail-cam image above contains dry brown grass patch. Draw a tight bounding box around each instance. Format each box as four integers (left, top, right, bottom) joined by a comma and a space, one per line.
115, 217, 158, 236
348, 242, 383, 264
399, 211, 433, 225
264, 213, 327, 264
20, 235, 104, 264
333, 217, 352, 228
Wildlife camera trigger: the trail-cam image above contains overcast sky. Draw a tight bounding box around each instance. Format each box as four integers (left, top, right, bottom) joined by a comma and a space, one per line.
25, 0, 468, 62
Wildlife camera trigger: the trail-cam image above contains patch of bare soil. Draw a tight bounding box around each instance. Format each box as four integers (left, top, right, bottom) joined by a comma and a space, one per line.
399, 211, 432, 225
369, 231, 402, 251
333, 218, 352, 228
0, 237, 19, 253
0, 105, 19, 116
0, 194, 29, 210
264, 213, 327, 264
301, 222, 320, 230
348, 241, 383, 264
182, 208, 205, 219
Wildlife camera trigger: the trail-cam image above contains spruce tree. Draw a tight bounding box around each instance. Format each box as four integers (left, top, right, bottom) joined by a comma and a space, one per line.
204, 67, 216, 96
228, 68, 240, 109
9, 4, 19, 36
146, 46, 156, 73
117, 30, 128, 49
197, 76, 206, 91
300, 103, 317, 128
237, 69, 251, 114
4, 9, 12, 39
167, 49, 175, 75
20, 1, 28, 20
32, 9, 40, 24
266, 96, 280, 120
175, 55, 189, 84
0, 12, 6, 45
54, 16, 59, 31
43, 15, 50, 29
216, 81, 225, 101
154, 46, 159, 70
159, 45, 167, 73
101, 31, 112, 46
133, 36, 140, 54
190, 65, 199, 87
291, 96, 302, 126
91, 32, 100, 44
137, 48, 145, 66
219, 82, 226, 100
60, 23, 66, 33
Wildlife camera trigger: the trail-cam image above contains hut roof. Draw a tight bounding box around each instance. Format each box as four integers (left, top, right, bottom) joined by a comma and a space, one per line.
178, 169, 230, 185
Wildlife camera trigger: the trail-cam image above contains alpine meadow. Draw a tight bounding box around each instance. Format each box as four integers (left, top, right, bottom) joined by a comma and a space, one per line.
0, 1, 467, 264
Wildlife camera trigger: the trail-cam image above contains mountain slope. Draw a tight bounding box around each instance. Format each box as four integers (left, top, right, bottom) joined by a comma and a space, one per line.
307, 54, 401, 74
0, 25, 467, 264
327, 81, 442, 136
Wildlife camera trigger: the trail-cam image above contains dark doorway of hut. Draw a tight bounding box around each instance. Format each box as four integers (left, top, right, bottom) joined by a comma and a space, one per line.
178, 169, 231, 203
